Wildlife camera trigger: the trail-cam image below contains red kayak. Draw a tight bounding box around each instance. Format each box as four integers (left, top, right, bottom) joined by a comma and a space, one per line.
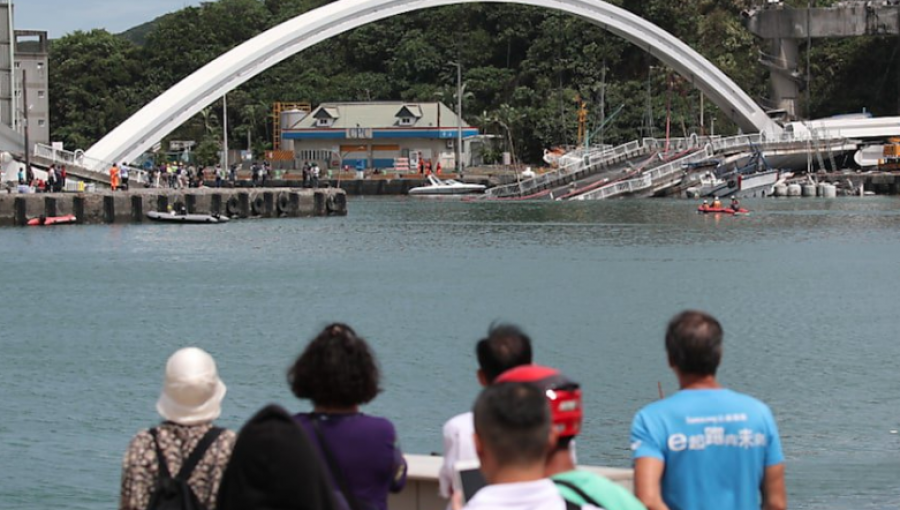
697, 206, 749, 215
27, 215, 77, 226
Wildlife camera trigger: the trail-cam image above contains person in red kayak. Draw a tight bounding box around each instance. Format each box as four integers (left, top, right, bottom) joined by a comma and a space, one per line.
711, 196, 722, 209
701, 199, 709, 211
730, 197, 741, 211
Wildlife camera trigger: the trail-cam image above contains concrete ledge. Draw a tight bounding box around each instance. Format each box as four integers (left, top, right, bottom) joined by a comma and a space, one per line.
389, 454, 634, 510
0, 187, 347, 227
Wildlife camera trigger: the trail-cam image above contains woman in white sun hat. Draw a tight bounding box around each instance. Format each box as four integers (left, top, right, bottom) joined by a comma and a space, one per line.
120, 347, 237, 510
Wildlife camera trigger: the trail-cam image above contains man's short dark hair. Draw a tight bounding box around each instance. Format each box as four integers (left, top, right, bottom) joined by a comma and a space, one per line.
476, 323, 533, 383
473, 382, 550, 467
665, 310, 723, 376
287, 323, 381, 407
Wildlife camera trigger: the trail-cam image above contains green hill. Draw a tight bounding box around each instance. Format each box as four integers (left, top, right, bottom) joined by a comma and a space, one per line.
119, 19, 158, 46
47, 0, 898, 160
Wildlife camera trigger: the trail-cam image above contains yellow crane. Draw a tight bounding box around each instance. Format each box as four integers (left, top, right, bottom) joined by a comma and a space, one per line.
575, 96, 588, 147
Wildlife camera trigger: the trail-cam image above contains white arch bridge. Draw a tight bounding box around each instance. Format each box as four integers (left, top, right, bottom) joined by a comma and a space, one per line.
83, 0, 782, 169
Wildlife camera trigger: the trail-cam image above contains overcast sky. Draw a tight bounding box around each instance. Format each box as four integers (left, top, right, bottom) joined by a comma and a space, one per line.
15, 1, 204, 38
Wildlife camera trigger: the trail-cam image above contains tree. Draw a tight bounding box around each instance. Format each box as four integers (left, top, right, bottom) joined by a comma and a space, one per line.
48, 0, 886, 163
49, 30, 146, 150
195, 136, 221, 167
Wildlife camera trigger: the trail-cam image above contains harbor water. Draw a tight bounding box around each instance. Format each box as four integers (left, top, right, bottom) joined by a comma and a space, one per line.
1, 197, 899, 509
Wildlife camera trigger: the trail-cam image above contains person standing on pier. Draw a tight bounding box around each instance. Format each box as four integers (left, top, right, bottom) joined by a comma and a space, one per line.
47, 165, 57, 192
311, 163, 320, 188
110, 163, 120, 191
630, 311, 786, 510
120, 163, 130, 191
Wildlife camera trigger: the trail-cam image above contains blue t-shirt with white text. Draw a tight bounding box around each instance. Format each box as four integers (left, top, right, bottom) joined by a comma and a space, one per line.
631, 388, 783, 510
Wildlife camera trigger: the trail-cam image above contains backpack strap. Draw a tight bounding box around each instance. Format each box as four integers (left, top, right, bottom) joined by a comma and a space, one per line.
175, 427, 224, 481
148, 428, 171, 479
149, 427, 224, 481
553, 479, 606, 509
309, 417, 363, 510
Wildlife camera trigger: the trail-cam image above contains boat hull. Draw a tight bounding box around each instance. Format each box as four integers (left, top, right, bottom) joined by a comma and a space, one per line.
408, 186, 485, 195
697, 206, 749, 215
146, 211, 230, 223
27, 215, 77, 226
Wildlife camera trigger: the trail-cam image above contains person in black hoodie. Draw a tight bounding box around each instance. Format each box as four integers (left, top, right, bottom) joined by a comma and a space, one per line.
217, 405, 337, 510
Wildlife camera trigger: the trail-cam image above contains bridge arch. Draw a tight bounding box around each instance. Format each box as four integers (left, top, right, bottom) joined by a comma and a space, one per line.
84, 0, 780, 167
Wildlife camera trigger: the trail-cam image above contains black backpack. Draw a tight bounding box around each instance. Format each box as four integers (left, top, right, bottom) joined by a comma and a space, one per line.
146, 427, 224, 510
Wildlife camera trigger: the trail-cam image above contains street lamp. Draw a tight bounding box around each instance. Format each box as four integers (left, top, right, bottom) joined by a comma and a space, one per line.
448, 61, 464, 176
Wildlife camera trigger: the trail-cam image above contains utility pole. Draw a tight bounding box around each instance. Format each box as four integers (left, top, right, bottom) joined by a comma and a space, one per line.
22, 69, 29, 177
7, 3, 15, 132
222, 94, 229, 170
449, 61, 464, 176
806, 0, 812, 119
599, 59, 606, 147
644, 65, 655, 139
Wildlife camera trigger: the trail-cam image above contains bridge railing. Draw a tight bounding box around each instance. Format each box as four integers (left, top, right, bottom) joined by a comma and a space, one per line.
573, 146, 713, 201
485, 140, 648, 198
572, 130, 858, 201
33, 143, 112, 177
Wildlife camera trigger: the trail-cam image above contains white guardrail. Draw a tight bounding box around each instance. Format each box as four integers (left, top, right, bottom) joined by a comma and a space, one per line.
571, 130, 853, 201
485, 140, 648, 198
33, 143, 112, 177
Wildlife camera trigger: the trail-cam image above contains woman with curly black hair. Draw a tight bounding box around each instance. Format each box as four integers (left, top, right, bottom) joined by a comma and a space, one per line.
288, 323, 407, 510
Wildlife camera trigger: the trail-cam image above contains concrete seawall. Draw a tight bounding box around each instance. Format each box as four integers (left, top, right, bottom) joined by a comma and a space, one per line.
390, 455, 634, 510
0, 187, 347, 227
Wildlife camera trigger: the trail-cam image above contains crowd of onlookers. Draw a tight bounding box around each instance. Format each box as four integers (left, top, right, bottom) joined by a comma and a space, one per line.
121, 311, 786, 510
12, 165, 67, 193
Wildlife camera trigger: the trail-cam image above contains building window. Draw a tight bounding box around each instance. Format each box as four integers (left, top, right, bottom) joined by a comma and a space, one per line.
298, 149, 334, 163
36, 62, 44, 70
399, 117, 414, 126
38, 90, 45, 98
15, 62, 20, 68
317, 118, 331, 127
38, 119, 46, 127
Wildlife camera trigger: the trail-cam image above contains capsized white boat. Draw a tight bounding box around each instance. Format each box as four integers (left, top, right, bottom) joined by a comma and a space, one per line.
147, 210, 230, 223
408, 175, 486, 195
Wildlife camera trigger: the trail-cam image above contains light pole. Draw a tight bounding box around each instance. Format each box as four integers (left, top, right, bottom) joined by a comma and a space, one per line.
222, 93, 229, 171
449, 61, 463, 176
21, 69, 30, 177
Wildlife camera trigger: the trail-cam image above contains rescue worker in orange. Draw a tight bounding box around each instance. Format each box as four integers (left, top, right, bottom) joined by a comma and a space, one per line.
110, 164, 120, 191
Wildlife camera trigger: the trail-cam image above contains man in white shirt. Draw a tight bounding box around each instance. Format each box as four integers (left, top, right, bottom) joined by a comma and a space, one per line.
440, 325, 533, 501
461, 382, 576, 510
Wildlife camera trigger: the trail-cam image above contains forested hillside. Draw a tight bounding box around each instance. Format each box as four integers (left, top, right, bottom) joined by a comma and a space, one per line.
48, 0, 900, 163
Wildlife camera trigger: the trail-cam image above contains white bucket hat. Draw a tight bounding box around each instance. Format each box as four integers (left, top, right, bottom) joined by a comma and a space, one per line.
156, 347, 227, 425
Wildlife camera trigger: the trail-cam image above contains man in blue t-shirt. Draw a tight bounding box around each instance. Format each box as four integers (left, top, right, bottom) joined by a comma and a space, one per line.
630, 310, 786, 510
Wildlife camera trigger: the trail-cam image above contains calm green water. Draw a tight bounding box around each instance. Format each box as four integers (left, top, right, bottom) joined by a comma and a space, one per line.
1, 197, 899, 509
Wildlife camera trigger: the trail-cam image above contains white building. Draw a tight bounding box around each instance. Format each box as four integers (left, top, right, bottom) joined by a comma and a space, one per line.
280, 101, 478, 171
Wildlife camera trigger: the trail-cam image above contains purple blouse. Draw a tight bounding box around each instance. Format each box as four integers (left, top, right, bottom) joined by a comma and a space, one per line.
295, 412, 407, 510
